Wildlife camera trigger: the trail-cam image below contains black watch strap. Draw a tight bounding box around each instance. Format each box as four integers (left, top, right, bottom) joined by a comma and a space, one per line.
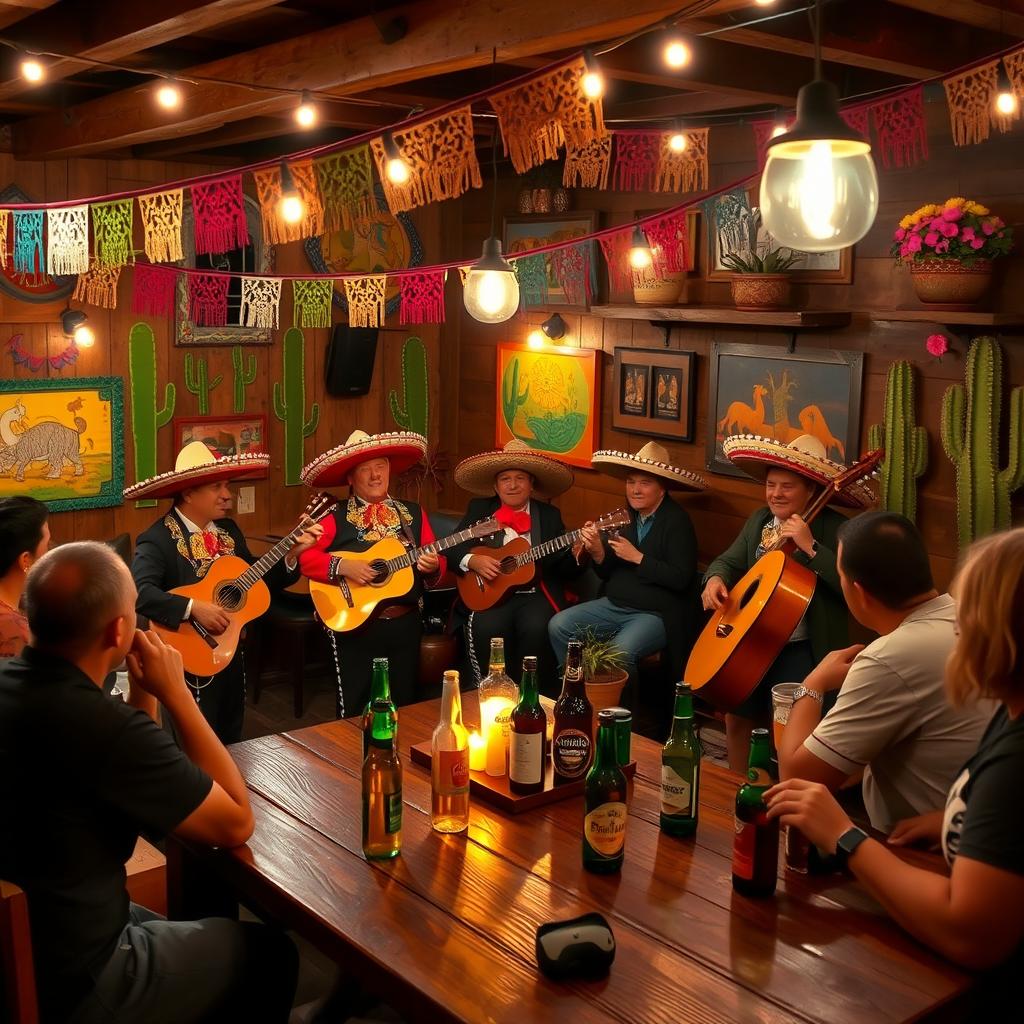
835, 826, 869, 869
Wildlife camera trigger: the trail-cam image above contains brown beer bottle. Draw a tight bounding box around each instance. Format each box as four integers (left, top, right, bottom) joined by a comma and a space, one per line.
552, 640, 593, 784
731, 728, 780, 897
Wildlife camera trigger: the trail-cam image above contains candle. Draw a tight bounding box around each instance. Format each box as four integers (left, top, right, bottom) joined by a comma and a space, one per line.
480, 696, 515, 738
468, 731, 487, 772
485, 719, 506, 777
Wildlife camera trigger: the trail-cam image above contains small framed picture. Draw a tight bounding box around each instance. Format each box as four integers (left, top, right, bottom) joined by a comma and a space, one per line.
173, 413, 269, 477
652, 367, 684, 421
618, 363, 650, 417
611, 348, 695, 441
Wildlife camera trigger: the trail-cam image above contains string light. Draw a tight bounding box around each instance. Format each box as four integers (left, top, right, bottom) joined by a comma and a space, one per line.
581, 51, 605, 100
382, 131, 411, 184
295, 90, 318, 128
754, 0, 777, 6
60, 308, 94, 347
663, 37, 692, 69
995, 64, 1018, 116
464, 238, 520, 323
628, 226, 654, 270
278, 161, 305, 224
20, 56, 44, 83
155, 80, 182, 110
668, 128, 687, 152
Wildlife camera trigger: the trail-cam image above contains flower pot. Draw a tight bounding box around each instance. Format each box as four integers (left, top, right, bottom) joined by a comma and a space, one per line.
531, 188, 552, 214
586, 670, 629, 729
633, 268, 686, 305
552, 187, 570, 213
909, 259, 993, 309
730, 274, 792, 311
517, 188, 534, 214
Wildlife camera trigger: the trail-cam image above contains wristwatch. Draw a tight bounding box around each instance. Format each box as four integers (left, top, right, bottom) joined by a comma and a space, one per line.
791, 685, 824, 706
834, 826, 870, 869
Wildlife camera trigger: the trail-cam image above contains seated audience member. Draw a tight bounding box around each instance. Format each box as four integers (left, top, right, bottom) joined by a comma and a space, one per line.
778, 512, 995, 833
767, 527, 1023, 1005
0, 541, 297, 1023
0, 496, 49, 657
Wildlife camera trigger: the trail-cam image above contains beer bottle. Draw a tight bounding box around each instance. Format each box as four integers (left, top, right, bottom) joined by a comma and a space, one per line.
660, 682, 702, 837
552, 639, 593, 784
362, 657, 397, 760
362, 698, 402, 859
431, 670, 470, 833
582, 708, 628, 873
731, 728, 779, 897
509, 656, 546, 795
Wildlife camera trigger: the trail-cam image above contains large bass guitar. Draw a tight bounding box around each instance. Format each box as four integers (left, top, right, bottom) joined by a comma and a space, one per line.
685, 451, 881, 711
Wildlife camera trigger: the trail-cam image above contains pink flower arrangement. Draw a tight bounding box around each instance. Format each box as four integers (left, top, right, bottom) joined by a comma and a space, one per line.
892, 198, 1014, 266
925, 333, 950, 360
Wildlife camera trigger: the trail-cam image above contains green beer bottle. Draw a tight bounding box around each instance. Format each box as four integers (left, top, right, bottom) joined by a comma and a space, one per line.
362, 657, 397, 760
362, 698, 402, 860
582, 708, 628, 874
660, 682, 702, 837
731, 728, 779, 897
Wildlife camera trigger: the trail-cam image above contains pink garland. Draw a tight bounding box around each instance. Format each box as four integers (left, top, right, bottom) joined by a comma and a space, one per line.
6, 333, 79, 371
613, 132, 661, 192
399, 270, 446, 324
549, 243, 591, 307
599, 229, 635, 293
190, 175, 250, 255
644, 211, 690, 276
873, 86, 929, 170
131, 264, 177, 317
187, 274, 230, 327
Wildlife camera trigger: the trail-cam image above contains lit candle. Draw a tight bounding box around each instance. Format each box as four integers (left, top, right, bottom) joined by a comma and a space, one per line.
468, 731, 487, 772
485, 719, 506, 777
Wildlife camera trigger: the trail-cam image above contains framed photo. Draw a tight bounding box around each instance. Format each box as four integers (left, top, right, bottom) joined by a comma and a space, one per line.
706, 342, 863, 477
495, 342, 601, 469
612, 348, 696, 441
705, 187, 853, 284
636, 207, 700, 275
503, 212, 598, 310
0, 376, 123, 510
173, 413, 268, 476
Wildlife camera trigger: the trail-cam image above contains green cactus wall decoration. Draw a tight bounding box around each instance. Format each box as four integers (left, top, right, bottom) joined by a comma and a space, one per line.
388, 335, 429, 437
502, 357, 529, 430
231, 346, 257, 413
941, 335, 1024, 548
184, 352, 223, 415
867, 361, 928, 522
128, 322, 176, 508
273, 326, 320, 486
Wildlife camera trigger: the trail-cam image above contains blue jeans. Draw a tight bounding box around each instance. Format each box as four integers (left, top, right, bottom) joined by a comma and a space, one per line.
548, 597, 666, 678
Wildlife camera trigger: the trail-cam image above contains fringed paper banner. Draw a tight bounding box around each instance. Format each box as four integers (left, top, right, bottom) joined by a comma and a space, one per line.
655, 128, 709, 194
293, 279, 333, 329
943, 61, 1000, 145
872, 86, 929, 170
92, 199, 134, 268
188, 273, 229, 327
253, 160, 324, 245
563, 133, 611, 189
751, 118, 793, 170
72, 263, 121, 309
138, 189, 183, 264
489, 55, 605, 174
13, 210, 43, 275
514, 253, 548, 308
598, 229, 634, 293
46, 205, 89, 276
400, 270, 446, 324
344, 276, 387, 328
315, 146, 375, 231
613, 131, 661, 192
241, 277, 282, 329
550, 242, 590, 307
644, 211, 690, 276
1004, 47, 1024, 111
191, 175, 249, 255
458, 266, 471, 286
370, 106, 482, 214
0, 210, 8, 269
132, 263, 177, 317
840, 103, 872, 138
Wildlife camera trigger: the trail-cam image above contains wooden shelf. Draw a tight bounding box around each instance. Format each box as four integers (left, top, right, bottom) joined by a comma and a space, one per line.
589, 304, 851, 328
868, 311, 1024, 326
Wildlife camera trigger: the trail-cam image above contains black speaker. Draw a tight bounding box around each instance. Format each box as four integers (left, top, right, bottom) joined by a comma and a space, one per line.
324, 325, 378, 397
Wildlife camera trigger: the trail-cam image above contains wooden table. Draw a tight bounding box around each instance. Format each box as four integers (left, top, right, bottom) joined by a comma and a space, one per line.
169, 694, 973, 1024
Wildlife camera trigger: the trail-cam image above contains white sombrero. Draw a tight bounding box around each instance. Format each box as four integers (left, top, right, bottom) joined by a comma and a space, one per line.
591, 441, 707, 491
454, 440, 573, 499
300, 429, 426, 489
123, 441, 270, 501
723, 433, 876, 509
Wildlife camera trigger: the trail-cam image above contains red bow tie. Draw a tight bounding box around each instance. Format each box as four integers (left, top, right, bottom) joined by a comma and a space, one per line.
495, 505, 531, 535
200, 529, 222, 557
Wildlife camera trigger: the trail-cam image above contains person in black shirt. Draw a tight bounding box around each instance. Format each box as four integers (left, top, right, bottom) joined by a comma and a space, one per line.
0, 541, 297, 1023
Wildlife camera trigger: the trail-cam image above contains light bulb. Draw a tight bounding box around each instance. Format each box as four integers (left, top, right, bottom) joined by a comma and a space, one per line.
771, 122, 788, 139
754, 0, 776, 5
279, 193, 305, 224
156, 82, 182, 110
527, 329, 546, 349
668, 131, 687, 153
664, 40, 692, 69
581, 70, 604, 99
463, 238, 520, 324
996, 89, 1018, 116
386, 157, 410, 184
73, 325, 95, 348
629, 228, 654, 270
20, 58, 44, 83
295, 92, 318, 128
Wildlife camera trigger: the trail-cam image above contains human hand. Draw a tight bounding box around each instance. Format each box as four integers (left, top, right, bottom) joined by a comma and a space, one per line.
765, 778, 854, 855
888, 810, 944, 848
416, 551, 440, 575
702, 576, 729, 611
126, 629, 188, 705
290, 522, 324, 558
468, 553, 502, 581
190, 600, 230, 636
580, 522, 603, 558
805, 644, 865, 693
779, 514, 815, 556
609, 534, 642, 564
337, 559, 379, 586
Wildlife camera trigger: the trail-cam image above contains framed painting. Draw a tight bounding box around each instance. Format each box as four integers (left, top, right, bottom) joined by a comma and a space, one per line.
495, 343, 600, 469
0, 376, 124, 510
503, 212, 598, 310
173, 413, 268, 473
612, 347, 696, 442
706, 342, 863, 477
705, 188, 853, 284
635, 207, 700, 275
0, 185, 76, 304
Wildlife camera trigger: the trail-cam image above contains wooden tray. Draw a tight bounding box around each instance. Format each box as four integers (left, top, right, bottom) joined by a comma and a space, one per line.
409, 741, 636, 814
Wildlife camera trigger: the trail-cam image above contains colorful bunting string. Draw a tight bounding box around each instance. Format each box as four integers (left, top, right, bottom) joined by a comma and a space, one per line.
46, 205, 89, 276
132, 263, 177, 317
655, 128, 708, 194
943, 61, 1001, 146
13, 211, 43, 275
72, 262, 121, 309
293, 279, 333, 329
644, 211, 690, 276
138, 188, 184, 264
92, 198, 134, 268
549, 242, 591, 307
598, 229, 634, 293
191, 175, 249, 255
241, 277, 282, 329
0, 210, 7, 269
253, 160, 324, 246
872, 86, 929, 170
315, 146, 375, 231
7, 333, 79, 372
344, 276, 386, 328
399, 270, 447, 324
613, 131, 661, 192
563, 133, 612, 189
188, 274, 230, 327
514, 253, 549, 308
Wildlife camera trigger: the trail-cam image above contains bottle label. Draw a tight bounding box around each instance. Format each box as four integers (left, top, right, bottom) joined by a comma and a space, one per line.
553, 728, 592, 778
748, 767, 772, 786
661, 764, 694, 816
733, 815, 755, 879
509, 731, 544, 784
585, 802, 627, 857
386, 791, 402, 835
437, 750, 469, 793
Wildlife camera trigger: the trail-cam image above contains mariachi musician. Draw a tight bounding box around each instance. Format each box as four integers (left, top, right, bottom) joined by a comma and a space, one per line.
128, 442, 323, 743
449, 439, 579, 691
700, 434, 874, 770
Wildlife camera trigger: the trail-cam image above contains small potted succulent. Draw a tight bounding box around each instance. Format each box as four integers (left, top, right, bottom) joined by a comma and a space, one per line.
720, 245, 803, 311
573, 626, 629, 720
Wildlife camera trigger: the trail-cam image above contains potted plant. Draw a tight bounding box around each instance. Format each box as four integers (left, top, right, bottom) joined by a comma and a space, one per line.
720, 245, 803, 311
573, 626, 630, 720
892, 197, 1014, 308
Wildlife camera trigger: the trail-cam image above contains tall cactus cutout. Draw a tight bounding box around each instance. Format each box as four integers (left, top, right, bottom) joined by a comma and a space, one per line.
389, 335, 429, 437
128, 322, 176, 509
868, 361, 928, 522
941, 336, 1024, 548
273, 326, 320, 486
502, 357, 529, 430
184, 352, 223, 415
232, 346, 257, 413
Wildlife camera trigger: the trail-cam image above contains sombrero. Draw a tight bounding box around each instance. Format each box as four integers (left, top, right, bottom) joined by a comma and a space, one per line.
454, 440, 573, 499
591, 441, 707, 491
723, 433, 875, 509
300, 429, 426, 489
123, 441, 270, 501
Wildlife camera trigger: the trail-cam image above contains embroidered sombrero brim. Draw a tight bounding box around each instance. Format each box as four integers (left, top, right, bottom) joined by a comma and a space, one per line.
723, 434, 876, 509
301, 431, 427, 489
591, 450, 707, 491
123, 453, 271, 501
454, 448, 573, 498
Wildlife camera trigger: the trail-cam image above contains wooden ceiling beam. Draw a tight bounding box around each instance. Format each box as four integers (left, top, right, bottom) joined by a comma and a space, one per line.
0, 0, 57, 30
886, 0, 1024, 36
606, 91, 772, 120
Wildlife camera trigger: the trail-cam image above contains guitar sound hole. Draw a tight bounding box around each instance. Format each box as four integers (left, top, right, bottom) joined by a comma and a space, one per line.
499, 558, 517, 575
369, 560, 390, 586
216, 583, 244, 612
737, 578, 761, 611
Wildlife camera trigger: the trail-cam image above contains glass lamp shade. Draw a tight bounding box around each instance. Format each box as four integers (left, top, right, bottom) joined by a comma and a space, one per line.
463, 237, 520, 324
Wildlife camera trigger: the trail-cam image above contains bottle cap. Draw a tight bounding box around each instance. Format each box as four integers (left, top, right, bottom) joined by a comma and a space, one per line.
675, 681, 692, 695
606, 706, 632, 723
597, 708, 617, 725
523, 655, 538, 670
372, 657, 389, 669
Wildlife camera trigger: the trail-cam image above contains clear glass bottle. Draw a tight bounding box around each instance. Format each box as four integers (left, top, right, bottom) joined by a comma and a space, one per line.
362, 698, 402, 860
477, 636, 518, 748
431, 670, 470, 833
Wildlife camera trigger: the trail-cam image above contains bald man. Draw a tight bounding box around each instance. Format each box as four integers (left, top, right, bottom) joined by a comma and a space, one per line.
0, 542, 297, 1023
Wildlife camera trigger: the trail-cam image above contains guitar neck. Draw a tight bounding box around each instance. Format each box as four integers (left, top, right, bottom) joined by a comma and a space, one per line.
388, 523, 495, 572
516, 528, 582, 567
236, 524, 306, 591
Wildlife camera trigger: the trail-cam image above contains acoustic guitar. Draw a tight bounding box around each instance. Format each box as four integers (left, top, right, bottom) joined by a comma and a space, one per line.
309, 518, 501, 632
684, 451, 882, 712
151, 493, 336, 676
456, 506, 633, 612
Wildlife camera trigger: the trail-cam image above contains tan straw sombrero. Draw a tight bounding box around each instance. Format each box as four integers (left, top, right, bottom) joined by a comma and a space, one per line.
723, 433, 875, 508
300, 429, 426, 489
123, 441, 270, 501
454, 440, 573, 498
591, 441, 707, 491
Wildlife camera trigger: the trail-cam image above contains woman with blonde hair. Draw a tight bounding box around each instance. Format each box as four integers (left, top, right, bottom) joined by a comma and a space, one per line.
766, 527, 1024, 990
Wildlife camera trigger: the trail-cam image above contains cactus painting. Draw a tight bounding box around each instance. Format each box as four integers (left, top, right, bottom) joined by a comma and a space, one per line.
389, 336, 429, 437
502, 357, 530, 431
941, 336, 1024, 548
184, 352, 223, 416
232, 346, 257, 413
128, 322, 176, 508
273, 327, 320, 486
868, 361, 928, 522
